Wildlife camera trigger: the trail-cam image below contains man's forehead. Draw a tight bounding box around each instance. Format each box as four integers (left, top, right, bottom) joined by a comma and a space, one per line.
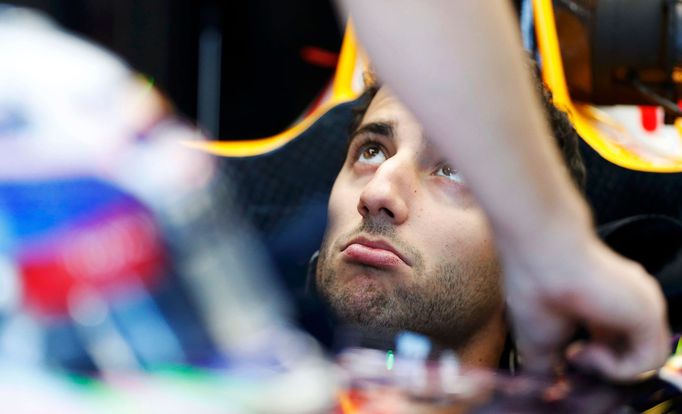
363, 87, 411, 122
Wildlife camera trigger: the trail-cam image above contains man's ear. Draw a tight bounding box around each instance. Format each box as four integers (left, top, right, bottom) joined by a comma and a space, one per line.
305, 250, 320, 296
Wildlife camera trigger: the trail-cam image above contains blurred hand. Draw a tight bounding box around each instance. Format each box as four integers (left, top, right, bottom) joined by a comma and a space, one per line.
502, 236, 670, 381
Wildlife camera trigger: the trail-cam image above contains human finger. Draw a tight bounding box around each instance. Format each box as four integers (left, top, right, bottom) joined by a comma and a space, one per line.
567, 322, 670, 381
510, 304, 574, 375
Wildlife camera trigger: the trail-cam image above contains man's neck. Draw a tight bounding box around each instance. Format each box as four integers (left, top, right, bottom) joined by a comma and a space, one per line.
444, 308, 508, 369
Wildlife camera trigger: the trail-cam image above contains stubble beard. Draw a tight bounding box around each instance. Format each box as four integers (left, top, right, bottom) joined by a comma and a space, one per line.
316, 219, 502, 350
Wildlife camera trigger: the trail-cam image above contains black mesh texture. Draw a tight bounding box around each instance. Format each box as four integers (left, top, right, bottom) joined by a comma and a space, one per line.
581, 140, 682, 224
218, 100, 355, 236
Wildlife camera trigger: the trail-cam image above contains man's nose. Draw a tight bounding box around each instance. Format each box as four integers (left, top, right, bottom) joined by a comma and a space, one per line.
357, 157, 411, 224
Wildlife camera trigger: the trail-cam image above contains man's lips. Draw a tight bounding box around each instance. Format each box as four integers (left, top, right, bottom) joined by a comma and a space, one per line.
341, 237, 410, 268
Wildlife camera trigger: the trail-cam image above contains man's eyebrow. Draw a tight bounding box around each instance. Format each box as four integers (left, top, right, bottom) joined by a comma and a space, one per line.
346, 121, 395, 149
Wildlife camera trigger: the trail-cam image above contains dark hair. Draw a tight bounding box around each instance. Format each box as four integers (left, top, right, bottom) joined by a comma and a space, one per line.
348, 69, 587, 190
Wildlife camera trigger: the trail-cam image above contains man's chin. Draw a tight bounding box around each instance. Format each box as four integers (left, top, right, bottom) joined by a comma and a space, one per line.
317, 254, 403, 330
326, 280, 394, 327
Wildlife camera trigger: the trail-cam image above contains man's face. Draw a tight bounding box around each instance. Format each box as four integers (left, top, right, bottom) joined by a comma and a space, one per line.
316, 87, 504, 348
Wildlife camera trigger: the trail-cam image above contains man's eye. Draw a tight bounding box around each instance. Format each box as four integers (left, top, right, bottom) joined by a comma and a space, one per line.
435, 164, 464, 183
356, 143, 387, 165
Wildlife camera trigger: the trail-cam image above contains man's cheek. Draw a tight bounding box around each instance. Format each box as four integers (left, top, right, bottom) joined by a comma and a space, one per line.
324, 199, 343, 233
326, 209, 352, 243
